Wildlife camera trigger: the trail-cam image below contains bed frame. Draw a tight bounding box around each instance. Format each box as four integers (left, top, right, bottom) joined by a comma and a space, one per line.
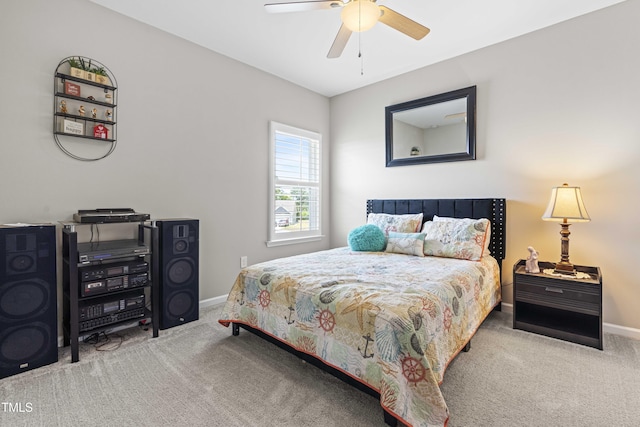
231, 198, 506, 426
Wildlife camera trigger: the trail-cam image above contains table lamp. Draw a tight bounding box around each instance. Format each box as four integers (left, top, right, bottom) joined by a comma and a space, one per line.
542, 183, 590, 273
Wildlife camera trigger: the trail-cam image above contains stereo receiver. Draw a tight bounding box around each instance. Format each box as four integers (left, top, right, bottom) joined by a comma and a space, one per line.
80, 260, 148, 282
79, 291, 146, 332
81, 272, 149, 297
77, 239, 150, 264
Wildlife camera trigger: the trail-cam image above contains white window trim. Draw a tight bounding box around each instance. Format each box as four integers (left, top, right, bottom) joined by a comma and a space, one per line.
267, 121, 322, 247
266, 235, 324, 248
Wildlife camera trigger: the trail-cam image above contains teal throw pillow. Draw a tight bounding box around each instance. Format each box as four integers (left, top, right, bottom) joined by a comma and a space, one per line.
348, 224, 386, 252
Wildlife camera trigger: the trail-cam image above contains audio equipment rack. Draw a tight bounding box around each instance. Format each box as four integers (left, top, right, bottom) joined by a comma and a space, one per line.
61, 220, 160, 363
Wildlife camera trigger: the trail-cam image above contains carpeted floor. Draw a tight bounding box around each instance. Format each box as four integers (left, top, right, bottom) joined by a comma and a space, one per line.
1, 304, 639, 427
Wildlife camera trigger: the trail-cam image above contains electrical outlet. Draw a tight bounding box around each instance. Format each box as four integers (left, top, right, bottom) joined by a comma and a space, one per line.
240, 256, 247, 268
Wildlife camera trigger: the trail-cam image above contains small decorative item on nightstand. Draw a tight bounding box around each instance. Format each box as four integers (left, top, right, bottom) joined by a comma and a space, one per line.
525, 246, 540, 273
513, 259, 602, 349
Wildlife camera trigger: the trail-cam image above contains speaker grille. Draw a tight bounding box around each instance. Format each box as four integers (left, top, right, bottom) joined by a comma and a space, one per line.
0, 279, 49, 320
167, 258, 195, 285
166, 291, 195, 319
174, 239, 188, 254
7, 254, 36, 274
0, 225, 57, 378
0, 323, 51, 365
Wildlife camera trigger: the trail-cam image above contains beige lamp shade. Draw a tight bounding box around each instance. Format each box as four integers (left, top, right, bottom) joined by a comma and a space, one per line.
341, 0, 380, 32
542, 183, 591, 223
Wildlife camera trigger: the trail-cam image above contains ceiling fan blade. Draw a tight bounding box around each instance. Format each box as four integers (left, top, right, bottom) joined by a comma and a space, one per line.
265, 1, 343, 13
327, 24, 352, 58
378, 6, 430, 40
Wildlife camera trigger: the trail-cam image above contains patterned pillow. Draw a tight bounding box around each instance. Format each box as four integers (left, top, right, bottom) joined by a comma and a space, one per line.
385, 232, 425, 257
421, 216, 491, 261
347, 224, 387, 252
434, 215, 492, 254
367, 213, 423, 237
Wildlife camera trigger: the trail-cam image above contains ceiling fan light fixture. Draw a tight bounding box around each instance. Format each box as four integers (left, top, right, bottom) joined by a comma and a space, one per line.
341, 0, 380, 32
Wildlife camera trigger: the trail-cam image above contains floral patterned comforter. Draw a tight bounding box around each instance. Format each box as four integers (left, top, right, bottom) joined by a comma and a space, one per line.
219, 247, 501, 427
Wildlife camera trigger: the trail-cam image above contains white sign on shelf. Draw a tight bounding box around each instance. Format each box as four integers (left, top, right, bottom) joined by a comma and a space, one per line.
63, 119, 84, 136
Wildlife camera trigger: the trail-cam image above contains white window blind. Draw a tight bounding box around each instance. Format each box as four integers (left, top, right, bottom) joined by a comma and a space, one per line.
268, 122, 322, 246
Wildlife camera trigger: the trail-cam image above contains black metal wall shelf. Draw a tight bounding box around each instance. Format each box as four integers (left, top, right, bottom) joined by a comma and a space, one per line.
53, 56, 118, 161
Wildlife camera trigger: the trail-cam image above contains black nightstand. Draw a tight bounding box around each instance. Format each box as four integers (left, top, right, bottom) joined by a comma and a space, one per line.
513, 259, 602, 350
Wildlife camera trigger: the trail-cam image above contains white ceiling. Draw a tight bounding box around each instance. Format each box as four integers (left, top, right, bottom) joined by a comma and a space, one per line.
88, 0, 626, 97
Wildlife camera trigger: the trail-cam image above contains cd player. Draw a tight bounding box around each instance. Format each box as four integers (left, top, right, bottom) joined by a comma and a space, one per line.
77, 239, 149, 263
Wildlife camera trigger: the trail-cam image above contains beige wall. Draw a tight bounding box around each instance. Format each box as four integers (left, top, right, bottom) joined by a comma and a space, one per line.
330, 1, 640, 331
0, 0, 331, 314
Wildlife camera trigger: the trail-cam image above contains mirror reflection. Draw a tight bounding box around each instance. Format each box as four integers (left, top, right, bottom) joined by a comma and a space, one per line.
385, 86, 476, 166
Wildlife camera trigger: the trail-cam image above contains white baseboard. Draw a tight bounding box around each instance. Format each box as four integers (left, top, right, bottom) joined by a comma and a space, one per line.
602, 322, 640, 341
499, 302, 640, 341
199, 294, 228, 308
501, 302, 514, 314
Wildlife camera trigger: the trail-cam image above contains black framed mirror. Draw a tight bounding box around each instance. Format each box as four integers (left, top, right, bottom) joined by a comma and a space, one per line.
385, 86, 476, 167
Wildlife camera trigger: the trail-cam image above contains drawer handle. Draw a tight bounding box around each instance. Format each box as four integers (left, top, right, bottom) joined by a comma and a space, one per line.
545, 287, 564, 294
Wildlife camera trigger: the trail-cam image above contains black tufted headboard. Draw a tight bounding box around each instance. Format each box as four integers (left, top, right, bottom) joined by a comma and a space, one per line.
366, 198, 507, 270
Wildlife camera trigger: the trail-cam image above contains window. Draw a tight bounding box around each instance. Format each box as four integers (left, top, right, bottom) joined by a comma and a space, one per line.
267, 121, 322, 246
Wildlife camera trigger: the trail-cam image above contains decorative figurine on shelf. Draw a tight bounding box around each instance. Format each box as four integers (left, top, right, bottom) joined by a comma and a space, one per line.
78, 105, 85, 117
525, 246, 540, 273
91, 108, 97, 119
93, 124, 109, 139
105, 109, 112, 121
59, 100, 67, 114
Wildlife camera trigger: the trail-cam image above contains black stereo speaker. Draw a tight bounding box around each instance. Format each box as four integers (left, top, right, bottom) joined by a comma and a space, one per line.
156, 219, 199, 330
0, 225, 58, 379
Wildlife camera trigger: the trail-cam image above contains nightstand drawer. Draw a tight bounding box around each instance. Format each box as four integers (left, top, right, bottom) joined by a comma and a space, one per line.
516, 281, 600, 315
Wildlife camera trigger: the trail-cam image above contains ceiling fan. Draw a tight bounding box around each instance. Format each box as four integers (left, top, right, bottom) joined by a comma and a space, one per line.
264, 0, 430, 58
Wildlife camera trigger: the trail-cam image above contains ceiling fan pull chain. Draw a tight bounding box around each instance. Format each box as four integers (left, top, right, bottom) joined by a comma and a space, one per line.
359, 32, 364, 75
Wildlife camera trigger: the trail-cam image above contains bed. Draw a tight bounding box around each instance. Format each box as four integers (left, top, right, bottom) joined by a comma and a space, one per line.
219, 198, 506, 427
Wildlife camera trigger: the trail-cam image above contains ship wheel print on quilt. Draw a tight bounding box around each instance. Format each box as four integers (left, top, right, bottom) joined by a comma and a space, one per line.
401, 356, 427, 385
317, 309, 336, 333
257, 272, 273, 308
258, 290, 271, 308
